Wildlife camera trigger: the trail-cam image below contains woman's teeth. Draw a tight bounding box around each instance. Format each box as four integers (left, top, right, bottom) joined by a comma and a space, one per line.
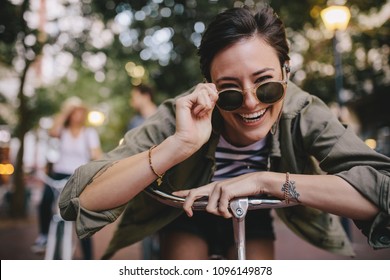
239, 108, 267, 122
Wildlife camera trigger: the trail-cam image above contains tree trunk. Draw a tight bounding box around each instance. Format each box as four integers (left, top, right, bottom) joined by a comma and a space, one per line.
9, 137, 27, 217
9, 61, 31, 218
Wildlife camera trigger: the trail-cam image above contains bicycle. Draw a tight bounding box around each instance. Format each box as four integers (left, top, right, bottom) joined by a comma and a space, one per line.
144, 186, 296, 260
35, 171, 76, 260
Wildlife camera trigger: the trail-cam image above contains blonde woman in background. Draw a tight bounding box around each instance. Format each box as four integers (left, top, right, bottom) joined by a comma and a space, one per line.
32, 97, 102, 259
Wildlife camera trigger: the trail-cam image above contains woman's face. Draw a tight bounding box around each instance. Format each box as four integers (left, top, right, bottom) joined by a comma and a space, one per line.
69, 107, 87, 126
210, 36, 285, 146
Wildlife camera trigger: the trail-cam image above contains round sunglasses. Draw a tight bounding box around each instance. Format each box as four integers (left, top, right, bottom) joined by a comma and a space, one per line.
216, 66, 289, 111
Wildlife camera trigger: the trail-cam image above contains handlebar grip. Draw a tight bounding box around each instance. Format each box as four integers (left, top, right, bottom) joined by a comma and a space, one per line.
144, 186, 293, 210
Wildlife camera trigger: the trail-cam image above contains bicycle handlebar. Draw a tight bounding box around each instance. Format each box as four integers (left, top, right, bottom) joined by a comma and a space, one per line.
144, 186, 294, 211
144, 186, 296, 260
35, 170, 68, 191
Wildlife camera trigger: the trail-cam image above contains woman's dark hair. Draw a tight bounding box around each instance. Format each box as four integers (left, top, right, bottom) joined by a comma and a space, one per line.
198, 5, 290, 82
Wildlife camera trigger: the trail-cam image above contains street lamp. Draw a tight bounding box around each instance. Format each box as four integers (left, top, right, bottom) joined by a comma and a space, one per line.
321, 6, 351, 31
321, 5, 351, 238
321, 5, 351, 106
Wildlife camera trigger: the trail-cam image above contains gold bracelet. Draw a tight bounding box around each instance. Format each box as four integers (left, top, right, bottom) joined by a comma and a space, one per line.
148, 145, 165, 186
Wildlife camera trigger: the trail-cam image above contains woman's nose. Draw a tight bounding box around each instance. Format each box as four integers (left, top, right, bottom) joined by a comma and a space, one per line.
242, 88, 259, 110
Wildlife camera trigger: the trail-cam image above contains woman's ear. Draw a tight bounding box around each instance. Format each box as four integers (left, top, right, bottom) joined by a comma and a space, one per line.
283, 62, 291, 80
283, 62, 291, 73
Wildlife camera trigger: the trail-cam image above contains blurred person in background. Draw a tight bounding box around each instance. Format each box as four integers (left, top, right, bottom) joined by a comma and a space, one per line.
31, 97, 102, 259
126, 83, 159, 259
127, 84, 158, 131
59, 6, 390, 260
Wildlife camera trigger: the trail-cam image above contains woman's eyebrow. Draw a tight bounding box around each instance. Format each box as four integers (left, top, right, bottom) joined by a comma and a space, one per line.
252, 67, 274, 77
215, 67, 275, 83
215, 76, 240, 83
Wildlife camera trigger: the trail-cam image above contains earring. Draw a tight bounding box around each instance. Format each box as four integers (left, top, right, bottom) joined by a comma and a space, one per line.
271, 103, 284, 135
270, 122, 278, 135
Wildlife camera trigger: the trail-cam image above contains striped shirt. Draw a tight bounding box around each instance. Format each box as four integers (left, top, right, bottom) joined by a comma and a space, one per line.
212, 136, 270, 181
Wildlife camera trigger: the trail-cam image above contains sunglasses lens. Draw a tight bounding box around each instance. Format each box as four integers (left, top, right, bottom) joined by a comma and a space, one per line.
256, 82, 284, 104
217, 90, 243, 111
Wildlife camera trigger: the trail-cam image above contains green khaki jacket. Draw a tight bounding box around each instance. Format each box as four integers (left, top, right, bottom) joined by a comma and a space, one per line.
59, 83, 390, 259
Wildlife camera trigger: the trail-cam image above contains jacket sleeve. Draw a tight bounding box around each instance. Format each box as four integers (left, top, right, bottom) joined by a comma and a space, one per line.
58, 98, 177, 238
299, 95, 390, 248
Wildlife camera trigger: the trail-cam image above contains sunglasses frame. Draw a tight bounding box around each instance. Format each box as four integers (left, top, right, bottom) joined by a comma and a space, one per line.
216, 65, 289, 111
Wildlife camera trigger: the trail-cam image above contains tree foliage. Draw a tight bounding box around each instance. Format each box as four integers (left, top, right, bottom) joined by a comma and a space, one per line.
1, 0, 389, 148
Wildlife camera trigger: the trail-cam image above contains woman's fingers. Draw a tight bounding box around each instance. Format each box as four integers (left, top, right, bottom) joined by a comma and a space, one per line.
191, 84, 218, 117
174, 83, 218, 150
172, 190, 189, 197
177, 183, 235, 218
207, 184, 233, 218
218, 190, 233, 218
175, 83, 217, 116
179, 188, 208, 217
175, 173, 262, 219
182, 191, 202, 217
176, 182, 216, 217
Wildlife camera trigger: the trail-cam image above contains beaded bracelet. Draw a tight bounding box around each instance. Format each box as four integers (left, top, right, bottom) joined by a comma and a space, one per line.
148, 145, 165, 186
283, 172, 290, 204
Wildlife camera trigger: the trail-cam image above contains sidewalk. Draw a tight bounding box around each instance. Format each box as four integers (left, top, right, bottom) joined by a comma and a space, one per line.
1, 183, 389, 260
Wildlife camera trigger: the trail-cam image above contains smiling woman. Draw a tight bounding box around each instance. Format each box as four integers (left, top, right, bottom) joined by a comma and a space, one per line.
59, 5, 390, 260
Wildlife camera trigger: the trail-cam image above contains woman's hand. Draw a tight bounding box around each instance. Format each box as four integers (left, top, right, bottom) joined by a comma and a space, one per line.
173, 173, 266, 218
173, 83, 218, 155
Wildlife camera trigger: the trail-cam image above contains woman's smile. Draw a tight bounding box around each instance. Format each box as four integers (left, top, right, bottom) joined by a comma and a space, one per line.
238, 107, 268, 124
